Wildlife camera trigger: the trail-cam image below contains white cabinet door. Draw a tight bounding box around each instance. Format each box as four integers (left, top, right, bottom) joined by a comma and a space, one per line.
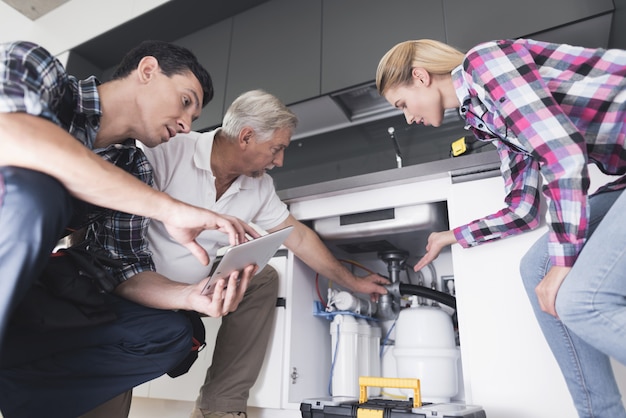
449, 175, 577, 417
448, 175, 575, 417
248, 255, 289, 409
448, 167, 626, 418
281, 253, 332, 410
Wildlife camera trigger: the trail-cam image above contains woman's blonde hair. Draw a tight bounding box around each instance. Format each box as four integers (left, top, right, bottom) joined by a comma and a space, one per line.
376, 39, 465, 95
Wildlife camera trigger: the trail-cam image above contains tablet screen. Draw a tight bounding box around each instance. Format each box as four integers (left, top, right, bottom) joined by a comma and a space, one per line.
200, 225, 293, 295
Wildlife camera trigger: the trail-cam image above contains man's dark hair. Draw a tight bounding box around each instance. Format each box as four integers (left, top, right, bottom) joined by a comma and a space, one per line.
111, 40, 213, 107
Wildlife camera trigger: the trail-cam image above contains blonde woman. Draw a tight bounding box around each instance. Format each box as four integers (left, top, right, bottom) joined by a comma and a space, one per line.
377, 38, 626, 418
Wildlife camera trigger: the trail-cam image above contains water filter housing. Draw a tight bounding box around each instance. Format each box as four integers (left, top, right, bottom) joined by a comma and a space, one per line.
330, 314, 381, 397
393, 302, 460, 403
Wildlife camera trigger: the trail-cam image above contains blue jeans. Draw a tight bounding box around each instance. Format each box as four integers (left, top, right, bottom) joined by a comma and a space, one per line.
521, 189, 626, 418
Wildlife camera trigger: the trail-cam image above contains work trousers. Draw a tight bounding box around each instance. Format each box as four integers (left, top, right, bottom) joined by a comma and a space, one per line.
0, 167, 193, 417
0, 167, 73, 347
0, 293, 192, 418
195, 264, 279, 413
79, 391, 132, 418
83, 264, 280, 417
520, 189, 626, 418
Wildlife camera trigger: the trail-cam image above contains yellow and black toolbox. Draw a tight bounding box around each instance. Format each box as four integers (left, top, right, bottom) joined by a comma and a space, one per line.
300, 377, 486, 418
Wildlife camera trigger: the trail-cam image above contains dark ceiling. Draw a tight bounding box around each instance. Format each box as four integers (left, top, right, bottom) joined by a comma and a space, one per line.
71, 0, 270, 69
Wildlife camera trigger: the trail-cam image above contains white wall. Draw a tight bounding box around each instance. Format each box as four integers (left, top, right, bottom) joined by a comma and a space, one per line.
0, 0, 171, 61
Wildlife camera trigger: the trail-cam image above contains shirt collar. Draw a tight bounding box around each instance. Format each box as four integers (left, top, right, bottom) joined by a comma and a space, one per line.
193, 129, 256, 191
67, 75, 102, 149
451, 65, 470, 118
74, 75, 102, 117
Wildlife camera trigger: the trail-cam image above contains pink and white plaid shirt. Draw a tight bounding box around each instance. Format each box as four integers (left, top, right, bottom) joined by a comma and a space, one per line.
451, 38, 626, 267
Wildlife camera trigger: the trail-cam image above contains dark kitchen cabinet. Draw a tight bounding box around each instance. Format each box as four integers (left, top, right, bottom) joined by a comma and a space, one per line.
225, 0, 322, 107
176, 19, 233, 131
444, 0, 615, 50
89, 0, 615, 132
321, 0, 446, 94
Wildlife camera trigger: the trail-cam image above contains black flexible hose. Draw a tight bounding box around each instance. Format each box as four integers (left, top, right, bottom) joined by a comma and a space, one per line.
399, 283, 456, 310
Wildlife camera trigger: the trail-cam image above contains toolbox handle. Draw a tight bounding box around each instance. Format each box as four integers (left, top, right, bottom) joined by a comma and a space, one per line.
358, 376, 422, 408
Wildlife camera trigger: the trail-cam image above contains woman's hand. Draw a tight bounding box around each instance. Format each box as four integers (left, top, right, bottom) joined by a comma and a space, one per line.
413, 230, 457, 272
535, 266, 571, 317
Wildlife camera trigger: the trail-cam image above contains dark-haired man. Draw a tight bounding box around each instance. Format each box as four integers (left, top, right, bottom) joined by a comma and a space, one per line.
0, 40, 257, 417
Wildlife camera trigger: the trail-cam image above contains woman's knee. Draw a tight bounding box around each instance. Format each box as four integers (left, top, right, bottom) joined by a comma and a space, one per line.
554, 287, 582, 326
554, 275, 595, 327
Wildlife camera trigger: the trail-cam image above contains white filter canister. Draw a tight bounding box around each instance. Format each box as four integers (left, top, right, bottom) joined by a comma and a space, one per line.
394, 346, 460, 402
393, 305, 460, 403
368, 320, 382, 396
356, 318, 381, 397
357, 318, 372, 380
330, 315, 360, 397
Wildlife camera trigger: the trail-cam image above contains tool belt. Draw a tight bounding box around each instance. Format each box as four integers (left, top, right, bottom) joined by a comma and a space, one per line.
13, 240, 121, 330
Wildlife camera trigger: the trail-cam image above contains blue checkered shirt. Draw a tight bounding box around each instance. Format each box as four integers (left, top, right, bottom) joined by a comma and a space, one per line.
0, 41, 155, 283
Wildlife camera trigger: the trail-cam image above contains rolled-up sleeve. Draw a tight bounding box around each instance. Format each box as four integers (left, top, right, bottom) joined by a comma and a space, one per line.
0, 41, 66, 123
460, 40, 592, 266
453, 140, 542, 247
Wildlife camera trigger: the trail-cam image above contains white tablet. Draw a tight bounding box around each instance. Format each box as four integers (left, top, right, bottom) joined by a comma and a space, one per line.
200, 225, 294, 295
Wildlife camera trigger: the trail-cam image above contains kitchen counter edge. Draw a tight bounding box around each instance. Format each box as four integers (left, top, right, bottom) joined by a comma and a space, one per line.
277, 150, 501, 204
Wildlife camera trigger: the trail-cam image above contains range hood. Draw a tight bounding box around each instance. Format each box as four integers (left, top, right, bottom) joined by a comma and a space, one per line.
288, 81, 462, 141
288, 82, 402, 140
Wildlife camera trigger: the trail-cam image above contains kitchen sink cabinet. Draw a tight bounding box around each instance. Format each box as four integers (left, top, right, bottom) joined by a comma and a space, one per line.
133, 164, 626, 417
320, 0, 446, 95
224, 0, 322, 109
281, 164, 626, 417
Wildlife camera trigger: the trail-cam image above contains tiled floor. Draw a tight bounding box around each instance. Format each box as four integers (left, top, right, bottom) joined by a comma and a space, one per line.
0, 397, 300, 418
128, 398, 301, 418
129, 397, 195, 417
